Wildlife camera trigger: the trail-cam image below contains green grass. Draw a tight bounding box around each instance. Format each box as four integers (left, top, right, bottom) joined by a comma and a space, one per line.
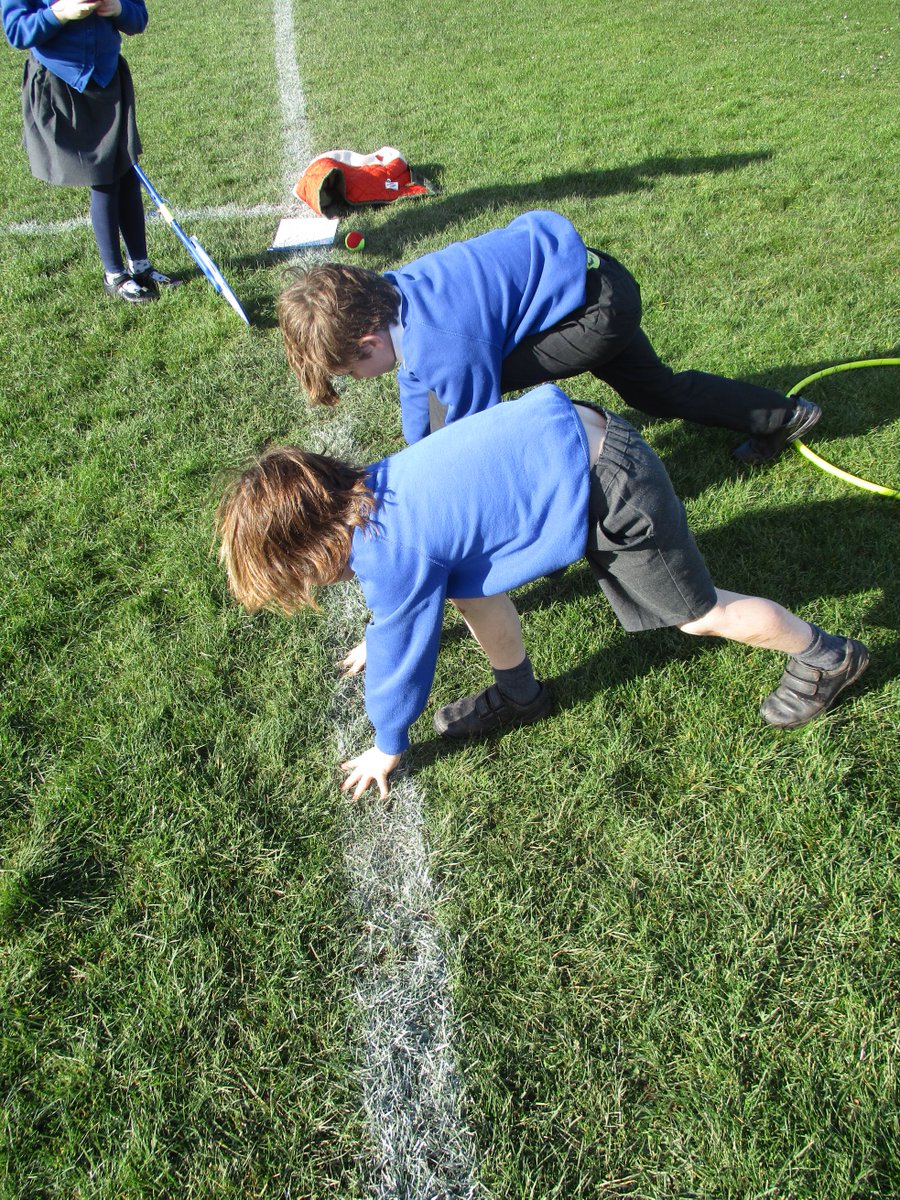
1, 0, 898, 1195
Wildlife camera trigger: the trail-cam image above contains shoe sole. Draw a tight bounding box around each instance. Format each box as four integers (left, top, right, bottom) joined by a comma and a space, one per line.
732, 401, 822, 465
785, 401, 822, 445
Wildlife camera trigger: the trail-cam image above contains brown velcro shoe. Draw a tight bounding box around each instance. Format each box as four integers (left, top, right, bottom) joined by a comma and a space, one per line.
760, 638, 869, 729
433, 682, 552, 740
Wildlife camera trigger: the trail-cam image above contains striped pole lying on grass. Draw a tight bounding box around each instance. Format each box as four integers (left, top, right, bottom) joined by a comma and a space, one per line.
133, 164, 251, 325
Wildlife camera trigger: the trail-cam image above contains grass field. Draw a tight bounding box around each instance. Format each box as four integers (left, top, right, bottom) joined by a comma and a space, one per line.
1, 0, 898, 1196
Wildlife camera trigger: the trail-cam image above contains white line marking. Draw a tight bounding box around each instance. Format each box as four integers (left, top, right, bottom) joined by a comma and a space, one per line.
1, 205, 290, 238
272, 12, 484, 1191
325, 575, 485, 1200
309, 416, 485, 1198
272, 0, 316, 209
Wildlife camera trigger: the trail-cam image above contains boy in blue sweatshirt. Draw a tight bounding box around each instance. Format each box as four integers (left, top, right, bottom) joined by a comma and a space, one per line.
216, 386, 868, 800
277, 209, 819, 462
278, 211, 823, 731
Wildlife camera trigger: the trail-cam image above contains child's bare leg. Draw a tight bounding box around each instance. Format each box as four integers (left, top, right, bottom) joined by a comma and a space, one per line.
680, 588, 869, 728
450, 593, 526, 668
339, 593, 531, 681
435, 594, 551, 738
678, 588, 813, 652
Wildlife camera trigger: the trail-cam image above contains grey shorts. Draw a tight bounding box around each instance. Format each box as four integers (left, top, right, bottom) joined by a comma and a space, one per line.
584, 408, 717, 631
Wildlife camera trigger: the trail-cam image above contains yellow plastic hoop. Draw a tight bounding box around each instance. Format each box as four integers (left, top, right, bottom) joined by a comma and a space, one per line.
788, 358, 899, 499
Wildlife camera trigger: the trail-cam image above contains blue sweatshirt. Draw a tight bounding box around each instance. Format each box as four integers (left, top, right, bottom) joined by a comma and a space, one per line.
349, 385, 591, 755
2, 0, 148, 91
384, 210, 588, 444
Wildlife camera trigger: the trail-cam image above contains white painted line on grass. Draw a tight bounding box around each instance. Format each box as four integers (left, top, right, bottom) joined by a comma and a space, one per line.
309, 419, 484, 1200
2, 205, 289, 238
326, 576, 484, 1200
274, 5, 485, 1197
272, 0, 316, 209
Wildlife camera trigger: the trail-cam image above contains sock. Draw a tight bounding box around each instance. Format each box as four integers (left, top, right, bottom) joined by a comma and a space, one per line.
128, 257, 151, 275
104, 270, 127, 284
795, 624, 848, 671
493, 656, 541, 706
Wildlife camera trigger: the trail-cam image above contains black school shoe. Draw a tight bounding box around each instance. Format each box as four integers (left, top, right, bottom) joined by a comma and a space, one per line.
131, 267, 183, 290
732, 397, 821, 465
103, 271, 156, 304
433, 682, 552, 740
760, 638, 869, 729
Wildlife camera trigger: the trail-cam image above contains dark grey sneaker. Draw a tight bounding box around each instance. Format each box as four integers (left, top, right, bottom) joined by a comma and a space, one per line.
102, 271, 156, 304
732, 397, 821, 466
433, 682, 552, 740
760, 638, 869, 729
132, 266, 183, 290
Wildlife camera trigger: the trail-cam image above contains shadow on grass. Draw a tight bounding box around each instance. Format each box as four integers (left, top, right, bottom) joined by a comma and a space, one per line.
361, 151, 774, 256
234, 150, 774, 327
406, 629, 712, 778
0, 843, 119, 936
436, 492, 898, 637
695, 497, 898, 620
633, 349, 900, 500
419, 489, 896, 769
413, 598, 892, 778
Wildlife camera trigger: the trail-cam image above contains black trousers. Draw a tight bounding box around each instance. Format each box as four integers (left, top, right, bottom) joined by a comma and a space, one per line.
499, 251, 791, 437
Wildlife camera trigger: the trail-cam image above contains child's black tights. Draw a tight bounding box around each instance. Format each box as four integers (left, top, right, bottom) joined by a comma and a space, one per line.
90, 168, 147, 275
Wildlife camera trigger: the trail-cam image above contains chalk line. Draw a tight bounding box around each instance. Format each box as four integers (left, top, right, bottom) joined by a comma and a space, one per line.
325, 572, 485, 1200
1, 205, 289, 239
272, 0, 317, 211
274, 5, 485, 1197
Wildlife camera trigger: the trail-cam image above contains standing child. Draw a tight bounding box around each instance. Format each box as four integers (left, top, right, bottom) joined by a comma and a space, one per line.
216, 385, 868, 800
276, 209, 819, 464
2, 0, 180, 302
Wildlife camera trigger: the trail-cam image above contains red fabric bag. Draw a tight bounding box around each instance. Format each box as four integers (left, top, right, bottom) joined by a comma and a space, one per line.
295, 146, 437, 217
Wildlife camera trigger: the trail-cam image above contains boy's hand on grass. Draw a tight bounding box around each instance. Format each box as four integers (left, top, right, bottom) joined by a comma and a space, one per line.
339, 639, 367, 676
341, 746, 401, 801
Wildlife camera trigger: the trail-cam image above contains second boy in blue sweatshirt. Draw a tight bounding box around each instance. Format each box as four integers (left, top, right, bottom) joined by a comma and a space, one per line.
278, 209, 819, 463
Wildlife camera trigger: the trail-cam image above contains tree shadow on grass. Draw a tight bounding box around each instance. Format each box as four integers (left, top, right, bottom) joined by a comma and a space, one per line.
235, 150, 773, 327
369, 151, 773, 256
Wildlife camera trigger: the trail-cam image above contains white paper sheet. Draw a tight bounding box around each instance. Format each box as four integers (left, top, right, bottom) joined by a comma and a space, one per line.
268, 216, 339, 251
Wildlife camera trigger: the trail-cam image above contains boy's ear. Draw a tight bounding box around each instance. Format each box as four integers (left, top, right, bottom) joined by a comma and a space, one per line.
356, 332, 387, 360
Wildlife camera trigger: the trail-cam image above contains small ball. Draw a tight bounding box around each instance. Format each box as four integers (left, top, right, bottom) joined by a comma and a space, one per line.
344, 231, 365, 252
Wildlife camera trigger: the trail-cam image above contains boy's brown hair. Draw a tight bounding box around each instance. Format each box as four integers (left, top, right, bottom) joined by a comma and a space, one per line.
216, 445, 375, 615
277, 264, 400, 407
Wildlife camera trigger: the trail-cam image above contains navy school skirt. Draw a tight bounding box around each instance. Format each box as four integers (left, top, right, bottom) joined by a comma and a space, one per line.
21, 54, 141, 187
